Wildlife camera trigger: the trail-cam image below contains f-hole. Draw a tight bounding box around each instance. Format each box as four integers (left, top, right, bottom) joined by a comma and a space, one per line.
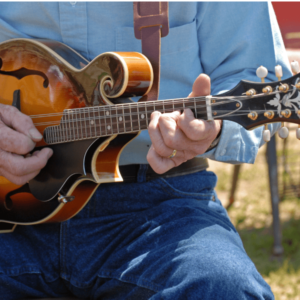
0, 57, 49, 88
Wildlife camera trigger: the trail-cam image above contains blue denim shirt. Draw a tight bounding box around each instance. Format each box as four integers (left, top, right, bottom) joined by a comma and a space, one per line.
0, 2, 291, 165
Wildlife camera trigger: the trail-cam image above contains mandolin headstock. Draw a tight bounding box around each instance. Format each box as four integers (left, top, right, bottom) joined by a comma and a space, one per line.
212, 63, 300, 141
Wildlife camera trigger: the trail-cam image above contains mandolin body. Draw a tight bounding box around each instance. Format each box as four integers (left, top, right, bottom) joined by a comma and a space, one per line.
0, 39, 153, 232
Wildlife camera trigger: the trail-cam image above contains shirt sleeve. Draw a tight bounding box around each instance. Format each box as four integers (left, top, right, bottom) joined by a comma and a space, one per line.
195, 2, 292, 164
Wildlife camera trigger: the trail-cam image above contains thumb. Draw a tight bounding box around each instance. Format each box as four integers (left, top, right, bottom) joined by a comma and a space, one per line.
189, 74, 211, 97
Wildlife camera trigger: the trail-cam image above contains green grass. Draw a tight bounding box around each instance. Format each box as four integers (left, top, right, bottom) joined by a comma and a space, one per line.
209, 135, 300, 300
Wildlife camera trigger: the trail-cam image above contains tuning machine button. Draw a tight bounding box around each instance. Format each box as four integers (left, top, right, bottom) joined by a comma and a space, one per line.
291, 61, 300, 75
263, 124, 270, 142
297, 125, 300, 140
278, 123, 289, 139
256, 66, 268, 83
275, 65, 283, 81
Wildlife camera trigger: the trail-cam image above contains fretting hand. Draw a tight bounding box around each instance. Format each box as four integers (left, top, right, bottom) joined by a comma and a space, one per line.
147, 74, 222, 174
0, 104, 53, 185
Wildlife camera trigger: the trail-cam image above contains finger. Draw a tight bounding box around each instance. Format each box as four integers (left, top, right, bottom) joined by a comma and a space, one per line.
189, 74, 211, 97
150, 110, 195, 154
0, 104, 43, 142
0, 168, 41, 186
148, 111, 178, 157
0, 147, 53, 177
147, 145, 176, 174
0, 123, 36, 154
178, 109, 221, 142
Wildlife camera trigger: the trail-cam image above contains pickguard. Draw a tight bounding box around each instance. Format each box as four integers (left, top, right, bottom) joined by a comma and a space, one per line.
29, 138, 105, 201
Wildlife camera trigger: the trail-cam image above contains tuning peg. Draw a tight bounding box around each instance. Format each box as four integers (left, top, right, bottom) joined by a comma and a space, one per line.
263, 124, 270, 142
275, 65, 283, 81
291, 61, 300, 75
256, 66, 268, 83
278, 123, 289, 139
297, 125, 300, 140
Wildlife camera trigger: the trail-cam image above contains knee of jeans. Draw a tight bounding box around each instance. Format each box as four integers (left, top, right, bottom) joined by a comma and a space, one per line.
160, 250, 274, 300
191, 256, 273, 299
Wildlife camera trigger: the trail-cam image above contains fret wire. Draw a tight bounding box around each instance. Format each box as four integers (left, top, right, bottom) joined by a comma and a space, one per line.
104, 107, 108, 135
84, 108, 88, 139
68, 110, 72, 141
53, 122, 57, 143
97, 106, 102, 137
115, 106, 119, 134
109, 106, 113, 134
87, 108, 91, 138
49, 127, 52, 143
145, 102, 149, 127
79, 109, 83, 140
137, 103, 140, 131
51, 127, 54, 144
193, 98, 198, 118
117, 106, 124, 133
92, 107, 97, 137
71, 110, 75, 140
129, 104, 133, 132
61, 113, 65, 142
67, 111, 71, 141
122, 104, 126, 132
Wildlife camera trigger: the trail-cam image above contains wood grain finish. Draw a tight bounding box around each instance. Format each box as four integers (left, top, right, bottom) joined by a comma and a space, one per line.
0, 39, 152, 231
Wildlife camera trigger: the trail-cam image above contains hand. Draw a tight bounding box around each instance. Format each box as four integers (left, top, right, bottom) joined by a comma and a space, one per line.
0, 104, 53, 185
147, 74, 222, 174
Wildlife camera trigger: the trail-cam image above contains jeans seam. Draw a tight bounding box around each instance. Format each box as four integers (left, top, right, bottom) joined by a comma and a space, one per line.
157, 177, 213, 200
97, 269, 163, 293
60, 222, 68, 279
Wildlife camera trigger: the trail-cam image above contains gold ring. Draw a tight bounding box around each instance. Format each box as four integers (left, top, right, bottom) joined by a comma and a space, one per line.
168, 149, 177, 158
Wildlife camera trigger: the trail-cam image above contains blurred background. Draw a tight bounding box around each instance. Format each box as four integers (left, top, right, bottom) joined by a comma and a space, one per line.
208, 3, 300, 299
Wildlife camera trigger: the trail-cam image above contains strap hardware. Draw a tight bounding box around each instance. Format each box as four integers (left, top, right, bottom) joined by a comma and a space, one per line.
134, 2, 169, 39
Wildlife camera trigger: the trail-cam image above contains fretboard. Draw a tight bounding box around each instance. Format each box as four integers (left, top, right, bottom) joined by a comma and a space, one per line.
44, 97, 208, 144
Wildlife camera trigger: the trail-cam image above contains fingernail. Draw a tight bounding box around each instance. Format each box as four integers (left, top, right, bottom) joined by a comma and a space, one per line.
47, 149, 53, 159
29, 128, 43, 140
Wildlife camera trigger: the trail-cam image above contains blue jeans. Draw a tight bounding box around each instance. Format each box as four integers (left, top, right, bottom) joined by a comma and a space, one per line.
0, 169, 273, 300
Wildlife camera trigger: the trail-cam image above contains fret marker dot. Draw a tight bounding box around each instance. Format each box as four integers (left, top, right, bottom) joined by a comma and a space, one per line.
90, 120, 94, 125
107, 125, 111, 130
141, 114, 145, 119
106, 111, 109, 116
119, 117, 123, 121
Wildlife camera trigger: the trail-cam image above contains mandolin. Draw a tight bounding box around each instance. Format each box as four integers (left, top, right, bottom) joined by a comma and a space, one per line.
0, 38, 299, 233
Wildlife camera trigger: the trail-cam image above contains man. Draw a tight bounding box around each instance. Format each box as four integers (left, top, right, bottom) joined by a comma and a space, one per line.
0, 2, 291, 299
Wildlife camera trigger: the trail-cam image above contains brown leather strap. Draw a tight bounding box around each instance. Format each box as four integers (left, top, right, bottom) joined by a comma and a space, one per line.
133, 2, 169, 101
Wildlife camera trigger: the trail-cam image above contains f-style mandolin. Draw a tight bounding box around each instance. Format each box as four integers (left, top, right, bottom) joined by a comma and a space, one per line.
0, 39, 299, 233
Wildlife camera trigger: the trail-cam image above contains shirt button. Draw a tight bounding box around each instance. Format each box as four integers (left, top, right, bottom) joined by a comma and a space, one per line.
220, 149, 226, 156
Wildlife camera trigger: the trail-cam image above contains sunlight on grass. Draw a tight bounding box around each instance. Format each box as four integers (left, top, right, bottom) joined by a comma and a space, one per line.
209, 131, 300, 300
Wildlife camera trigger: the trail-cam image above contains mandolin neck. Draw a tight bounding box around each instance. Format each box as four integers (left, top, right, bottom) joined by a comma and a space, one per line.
43, 97, 210, 144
